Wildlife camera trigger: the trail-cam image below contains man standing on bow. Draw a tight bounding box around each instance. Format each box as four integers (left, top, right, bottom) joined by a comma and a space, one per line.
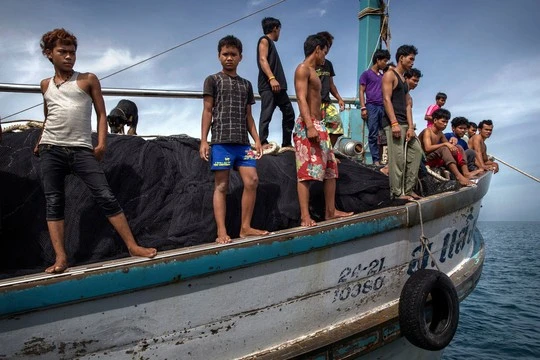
381, 45, 423, 200
257, 17, 295, 150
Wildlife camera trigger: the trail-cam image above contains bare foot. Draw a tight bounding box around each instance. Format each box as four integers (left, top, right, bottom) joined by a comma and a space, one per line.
459, 178, 476, 187
301, 217, 317, 227
129, 246, 157, 258
326, 209, 354, 220
467, 169, 483, 178
45, 260, 68, 274
409, 192, 422, 200
216, 235, 232, 244
396, 195, 414, 201
240, 227, 269, 238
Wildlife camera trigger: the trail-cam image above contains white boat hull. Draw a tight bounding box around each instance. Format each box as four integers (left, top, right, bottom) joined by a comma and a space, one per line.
0, 174, 490, 359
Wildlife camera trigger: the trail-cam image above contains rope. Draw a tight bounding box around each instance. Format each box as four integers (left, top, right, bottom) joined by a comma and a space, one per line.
381, 0, 391, 51
359, 0, 391, 73
100, 0, 287, 81
401, 136, 408, 195
1, 0, 287, 121
2, 103, 43, 121
358, 6, 383, 19
425, 165, 450, 182
412, 199, 442, 272
2, 121, 43, 132
356, 0, 390, 102
491, 155, 540, 183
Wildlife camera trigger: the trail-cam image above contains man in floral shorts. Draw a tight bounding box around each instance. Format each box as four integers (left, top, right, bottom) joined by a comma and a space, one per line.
293, 34, 353, 227
316, 31, 345, 147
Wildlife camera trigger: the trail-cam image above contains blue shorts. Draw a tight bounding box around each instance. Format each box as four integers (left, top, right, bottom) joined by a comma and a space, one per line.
210, 144, 257, 170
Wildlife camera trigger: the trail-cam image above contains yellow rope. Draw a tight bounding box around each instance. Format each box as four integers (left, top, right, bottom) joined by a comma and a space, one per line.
2, 121, 43, 133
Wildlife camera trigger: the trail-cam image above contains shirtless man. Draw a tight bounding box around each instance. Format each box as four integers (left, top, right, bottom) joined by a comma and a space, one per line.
293, 34, 353, 227
469, 119, 499, 173
419, 108, 477, 186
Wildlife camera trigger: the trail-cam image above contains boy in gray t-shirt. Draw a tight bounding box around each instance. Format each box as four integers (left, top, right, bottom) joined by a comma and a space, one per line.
200, 35, 268, 244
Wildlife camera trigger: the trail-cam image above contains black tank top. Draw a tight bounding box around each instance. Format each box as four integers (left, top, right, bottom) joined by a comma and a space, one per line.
382, 69, 409, 127
257, 35, 287, 92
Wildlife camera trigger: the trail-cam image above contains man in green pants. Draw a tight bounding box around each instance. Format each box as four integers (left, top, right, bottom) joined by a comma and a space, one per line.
381, 45, 423, 200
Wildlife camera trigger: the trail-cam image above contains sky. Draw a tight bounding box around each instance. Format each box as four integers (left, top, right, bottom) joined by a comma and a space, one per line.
1, 0, 539, 221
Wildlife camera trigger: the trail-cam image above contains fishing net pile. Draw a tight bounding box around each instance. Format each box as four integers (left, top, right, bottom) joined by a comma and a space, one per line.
1, 129, 406, 278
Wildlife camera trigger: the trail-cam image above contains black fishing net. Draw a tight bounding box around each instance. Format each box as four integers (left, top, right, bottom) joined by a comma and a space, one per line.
0, 129, 445, 278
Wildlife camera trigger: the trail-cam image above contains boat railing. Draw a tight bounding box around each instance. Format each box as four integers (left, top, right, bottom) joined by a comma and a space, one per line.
0, 83, 358, 124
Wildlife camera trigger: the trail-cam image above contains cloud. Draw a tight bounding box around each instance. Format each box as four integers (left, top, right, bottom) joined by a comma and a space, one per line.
425, 56, 540, 133
133, 98, 202, 137
248, 0, 267, 6
307, 8, 327, 17
79, 48, 152, 75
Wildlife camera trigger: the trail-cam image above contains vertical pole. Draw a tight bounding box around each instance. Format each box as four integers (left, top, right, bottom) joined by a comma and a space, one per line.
357, 0, 382, 97
342, 0, 383, 163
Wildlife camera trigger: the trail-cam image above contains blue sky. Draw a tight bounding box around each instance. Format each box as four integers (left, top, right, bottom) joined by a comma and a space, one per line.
1, 0, 539, 221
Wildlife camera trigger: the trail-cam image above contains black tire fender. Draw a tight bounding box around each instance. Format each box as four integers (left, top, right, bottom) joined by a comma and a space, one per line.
398, 269, 460, 351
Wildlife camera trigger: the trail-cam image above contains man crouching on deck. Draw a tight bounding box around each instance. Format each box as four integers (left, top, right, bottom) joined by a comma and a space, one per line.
200, 35, 269, 244
293, 34, 353, 227
34, 29, 156, 274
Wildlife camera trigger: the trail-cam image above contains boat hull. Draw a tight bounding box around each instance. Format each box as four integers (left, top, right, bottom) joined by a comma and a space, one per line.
0, 173, 490, 360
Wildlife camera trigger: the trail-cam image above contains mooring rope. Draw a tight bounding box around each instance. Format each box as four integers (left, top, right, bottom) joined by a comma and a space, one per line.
491, 155, 540, 183
401, 137, 408, 196
412, 199, 442, 272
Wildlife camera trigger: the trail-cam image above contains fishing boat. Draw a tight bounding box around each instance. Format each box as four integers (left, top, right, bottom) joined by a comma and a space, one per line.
0, 1, 490, 359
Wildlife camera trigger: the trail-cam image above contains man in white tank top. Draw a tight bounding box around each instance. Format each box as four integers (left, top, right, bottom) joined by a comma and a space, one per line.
35, 28, 156, 274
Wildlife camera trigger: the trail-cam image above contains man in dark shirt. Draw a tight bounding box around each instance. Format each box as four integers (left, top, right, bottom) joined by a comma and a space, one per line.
315, 31, 345, 147
382, 45, 423, 200
257, 17, 295, 150
200, 35, 268, 244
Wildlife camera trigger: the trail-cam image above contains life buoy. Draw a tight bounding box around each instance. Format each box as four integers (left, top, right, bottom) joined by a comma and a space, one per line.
398, 269, 460, 351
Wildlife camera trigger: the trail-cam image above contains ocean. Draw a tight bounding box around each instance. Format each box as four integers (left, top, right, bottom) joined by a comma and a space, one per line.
443, 222, 540, 359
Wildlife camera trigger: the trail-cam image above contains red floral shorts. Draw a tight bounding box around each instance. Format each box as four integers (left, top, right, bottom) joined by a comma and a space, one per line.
293, 117, 338, 181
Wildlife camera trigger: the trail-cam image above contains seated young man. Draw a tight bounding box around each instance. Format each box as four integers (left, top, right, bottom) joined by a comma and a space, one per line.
444, 116, 481, 172
463, 121, 477, 143
469, 119, 499, 173
419, 109, 478, 186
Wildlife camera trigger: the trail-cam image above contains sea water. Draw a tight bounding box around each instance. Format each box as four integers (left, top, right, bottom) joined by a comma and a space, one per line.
443, 222, 540, 359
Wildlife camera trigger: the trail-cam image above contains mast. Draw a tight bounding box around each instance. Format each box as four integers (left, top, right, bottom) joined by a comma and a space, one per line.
337, 0, 385, 164
357, 0, 384, 94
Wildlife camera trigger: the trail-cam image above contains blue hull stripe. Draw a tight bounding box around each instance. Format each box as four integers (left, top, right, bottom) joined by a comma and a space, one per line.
1, 215, 401, 316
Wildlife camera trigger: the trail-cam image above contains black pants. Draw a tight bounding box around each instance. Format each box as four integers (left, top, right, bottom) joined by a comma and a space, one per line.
258, 90, 295, 147
39, 145, 123, 220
